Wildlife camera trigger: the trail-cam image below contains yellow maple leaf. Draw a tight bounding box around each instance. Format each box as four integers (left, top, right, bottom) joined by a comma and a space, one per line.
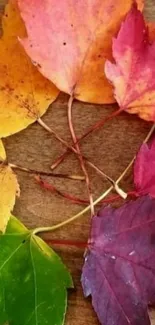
0, 139, 19, 232
0, 164, 20, 233
0, 140, 6, 161
0, 0, 59, 137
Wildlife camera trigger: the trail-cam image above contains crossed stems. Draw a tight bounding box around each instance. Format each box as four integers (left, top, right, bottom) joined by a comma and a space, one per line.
38, 101, 126, 200
32, 109, 155, 235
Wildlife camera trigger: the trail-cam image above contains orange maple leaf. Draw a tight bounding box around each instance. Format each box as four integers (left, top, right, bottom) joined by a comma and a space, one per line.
18, 0, 143, 104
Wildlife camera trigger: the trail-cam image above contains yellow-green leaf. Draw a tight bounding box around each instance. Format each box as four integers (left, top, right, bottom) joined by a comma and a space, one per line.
0, 216, 73, 325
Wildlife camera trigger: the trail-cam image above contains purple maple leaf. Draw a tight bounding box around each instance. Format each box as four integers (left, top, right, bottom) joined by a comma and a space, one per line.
81, 196, 155, 325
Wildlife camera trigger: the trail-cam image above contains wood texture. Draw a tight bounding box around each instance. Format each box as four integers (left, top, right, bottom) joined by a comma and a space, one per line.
1, 1, 155, 324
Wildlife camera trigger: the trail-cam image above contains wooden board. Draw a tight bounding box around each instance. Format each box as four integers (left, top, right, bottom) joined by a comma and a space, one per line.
1, 1, 155, 324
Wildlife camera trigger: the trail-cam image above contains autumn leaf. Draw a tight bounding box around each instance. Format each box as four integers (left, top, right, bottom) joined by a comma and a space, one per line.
0, 140, 6, 161
0, 0, 59, 138
105, 5, 155, 121
0, 139, 19, 232
134, 138, 155, 197
0, 164, 19, 232
82, 196, 155, 325
0, 216, 73, 325
18, 0, 143, 104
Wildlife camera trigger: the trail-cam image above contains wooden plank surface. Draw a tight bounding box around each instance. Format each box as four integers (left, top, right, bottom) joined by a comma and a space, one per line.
1, 0, 155, 324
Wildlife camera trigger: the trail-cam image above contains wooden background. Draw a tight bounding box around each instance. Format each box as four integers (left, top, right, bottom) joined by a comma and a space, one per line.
1, 0, 155, 324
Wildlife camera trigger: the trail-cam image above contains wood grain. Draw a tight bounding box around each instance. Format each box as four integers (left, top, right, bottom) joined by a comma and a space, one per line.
1, 1, 155, 324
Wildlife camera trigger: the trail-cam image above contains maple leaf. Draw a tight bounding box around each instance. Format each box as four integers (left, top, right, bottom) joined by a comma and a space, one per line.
82, 196, 155, 325
0, 140, 6, 161
0, 216, 73, 325
0, 164, 20, 232
18, 0, 143, 104
0, 0, 59, 138
134, 139, 155, 197
105, 5, 155, 121
0, 140, 19, 232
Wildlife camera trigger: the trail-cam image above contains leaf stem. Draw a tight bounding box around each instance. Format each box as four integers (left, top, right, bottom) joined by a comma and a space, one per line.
32, 186, 113, 235
143, 123, 155, 143
32, 123, 155, 236
36, 175, 136, 206
35, 175, 90, 205
44, 239, 87, 248
68, 95, 94, 216
9, 163, 85, 181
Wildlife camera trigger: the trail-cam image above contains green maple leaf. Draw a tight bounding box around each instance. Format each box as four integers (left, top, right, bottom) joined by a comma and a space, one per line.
0, 216, 73, 325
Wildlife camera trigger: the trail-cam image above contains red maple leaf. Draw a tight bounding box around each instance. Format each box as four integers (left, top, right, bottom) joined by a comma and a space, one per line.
105, 5, 155, 121
134, 138, 155, 197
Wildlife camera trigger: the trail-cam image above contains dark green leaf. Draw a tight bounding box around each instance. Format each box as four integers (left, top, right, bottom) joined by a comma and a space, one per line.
0, 216, 73, 325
